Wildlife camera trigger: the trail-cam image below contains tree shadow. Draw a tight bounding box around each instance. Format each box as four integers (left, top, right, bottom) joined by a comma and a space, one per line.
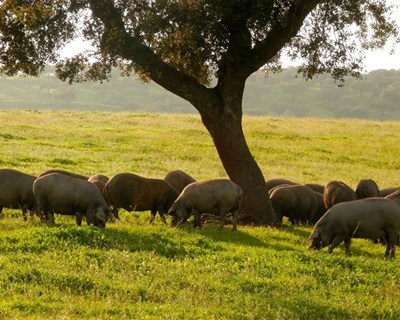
175, 221, 311, 253
195, 226, 269, 248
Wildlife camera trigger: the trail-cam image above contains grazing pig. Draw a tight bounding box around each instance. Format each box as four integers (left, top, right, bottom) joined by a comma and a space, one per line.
167, 179, 243, 230
269, 185, 320, 225
164, 170, 196, 194
355, 179, 380, 199
323, 180, 357, 209
0, 168, 37, 220
309, 198, 400, 257
265, 178, 297, 193
33, 173, 110, 227
39, 169, 89, 180
104, 172, 179, 224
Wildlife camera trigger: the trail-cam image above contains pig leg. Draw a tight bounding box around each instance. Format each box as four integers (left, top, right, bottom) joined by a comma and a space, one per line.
192, 209, 202, 228
158, 211, 167, 225
29, 210, 35, 218
385, 242, 396, 258
328, 234, 347, 254
45, 210, 55, 225
344, 238, 352, 255
149, 210, 156, 224
220, 211, 226, 230
21, 208, 28, 221
76, 213, 83, 226
231, 208, 239, 231
384, 231, 397, 258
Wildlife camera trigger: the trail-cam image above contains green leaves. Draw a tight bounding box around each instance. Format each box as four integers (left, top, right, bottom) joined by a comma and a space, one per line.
0, 0, 76, 76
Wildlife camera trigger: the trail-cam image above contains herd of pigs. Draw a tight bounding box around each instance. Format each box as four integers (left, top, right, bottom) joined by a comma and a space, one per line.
1, 167, 400, 258
0, 168, 241, 230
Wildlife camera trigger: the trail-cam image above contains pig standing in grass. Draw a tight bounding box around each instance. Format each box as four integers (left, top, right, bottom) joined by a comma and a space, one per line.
104, 172, 179, 224
33, 173, 110, 227
0, 168, 37, 220
168, 179, 243, 230
309, 197, 400, 257
269, 184, 320, 225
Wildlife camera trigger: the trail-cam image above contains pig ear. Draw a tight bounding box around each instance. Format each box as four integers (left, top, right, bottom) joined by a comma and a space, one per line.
96, 209, 107, 222
308, 230, 320, 240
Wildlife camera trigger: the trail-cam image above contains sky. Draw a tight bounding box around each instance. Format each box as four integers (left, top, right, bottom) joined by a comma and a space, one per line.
62, 39, 400, 73
61, 4, 400, 73
363, 42, 400, 71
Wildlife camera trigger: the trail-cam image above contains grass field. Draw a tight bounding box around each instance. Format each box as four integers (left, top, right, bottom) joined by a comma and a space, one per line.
1, 110, 400, 319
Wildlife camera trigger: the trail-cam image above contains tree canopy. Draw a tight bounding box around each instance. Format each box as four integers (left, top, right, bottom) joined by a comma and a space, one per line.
1, 1, 398, 85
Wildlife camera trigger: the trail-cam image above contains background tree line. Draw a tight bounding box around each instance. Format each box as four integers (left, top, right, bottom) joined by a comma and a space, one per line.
1, 66, 399, 120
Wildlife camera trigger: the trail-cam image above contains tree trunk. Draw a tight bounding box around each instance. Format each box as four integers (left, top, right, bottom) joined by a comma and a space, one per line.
195, 83, 278, 226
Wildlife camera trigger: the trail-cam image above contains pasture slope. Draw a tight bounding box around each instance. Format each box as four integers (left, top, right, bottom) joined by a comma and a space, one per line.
1, 110, 400, 319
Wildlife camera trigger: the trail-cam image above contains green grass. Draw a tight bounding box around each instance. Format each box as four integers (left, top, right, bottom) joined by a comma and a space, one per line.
1, 110, 400, 319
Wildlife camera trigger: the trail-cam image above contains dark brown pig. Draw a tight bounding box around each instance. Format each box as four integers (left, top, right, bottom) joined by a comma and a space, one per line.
0, 168, 36, 220
33, 173, 110, 227
355, 179, 380, 199
323, 180, 357, 209
104, 172, 179, 224
167, 179, 243, 230
309, 198, 400, 257
164, 170, 196, 194
269, 184, 320, 225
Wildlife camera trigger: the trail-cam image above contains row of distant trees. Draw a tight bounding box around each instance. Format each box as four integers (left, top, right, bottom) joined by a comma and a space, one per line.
1, 67, 399, 120
245, 68, 400, 120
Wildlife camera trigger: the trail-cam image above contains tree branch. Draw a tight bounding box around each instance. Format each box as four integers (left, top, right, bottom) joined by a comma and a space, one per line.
87, 0, 215, 112
242, 0, 321, 77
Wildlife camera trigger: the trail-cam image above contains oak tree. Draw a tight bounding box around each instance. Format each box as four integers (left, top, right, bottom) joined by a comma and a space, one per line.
1, 0, 398, 224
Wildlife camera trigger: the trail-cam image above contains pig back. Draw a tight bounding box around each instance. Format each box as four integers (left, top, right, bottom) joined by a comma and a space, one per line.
39, 169, 89, 180
318, 198, 400, 237
33, 173, 106, 213
179, 179, 242, 214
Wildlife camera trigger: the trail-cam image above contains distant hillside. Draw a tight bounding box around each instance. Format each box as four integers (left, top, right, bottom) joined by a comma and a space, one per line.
1, 67, 400, 119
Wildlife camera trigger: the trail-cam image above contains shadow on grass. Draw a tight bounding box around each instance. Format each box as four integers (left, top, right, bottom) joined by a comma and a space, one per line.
197, 227, 269, 248
286, 225, 313, 239
176, 221, 304, 252
0, 222, 228, 260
